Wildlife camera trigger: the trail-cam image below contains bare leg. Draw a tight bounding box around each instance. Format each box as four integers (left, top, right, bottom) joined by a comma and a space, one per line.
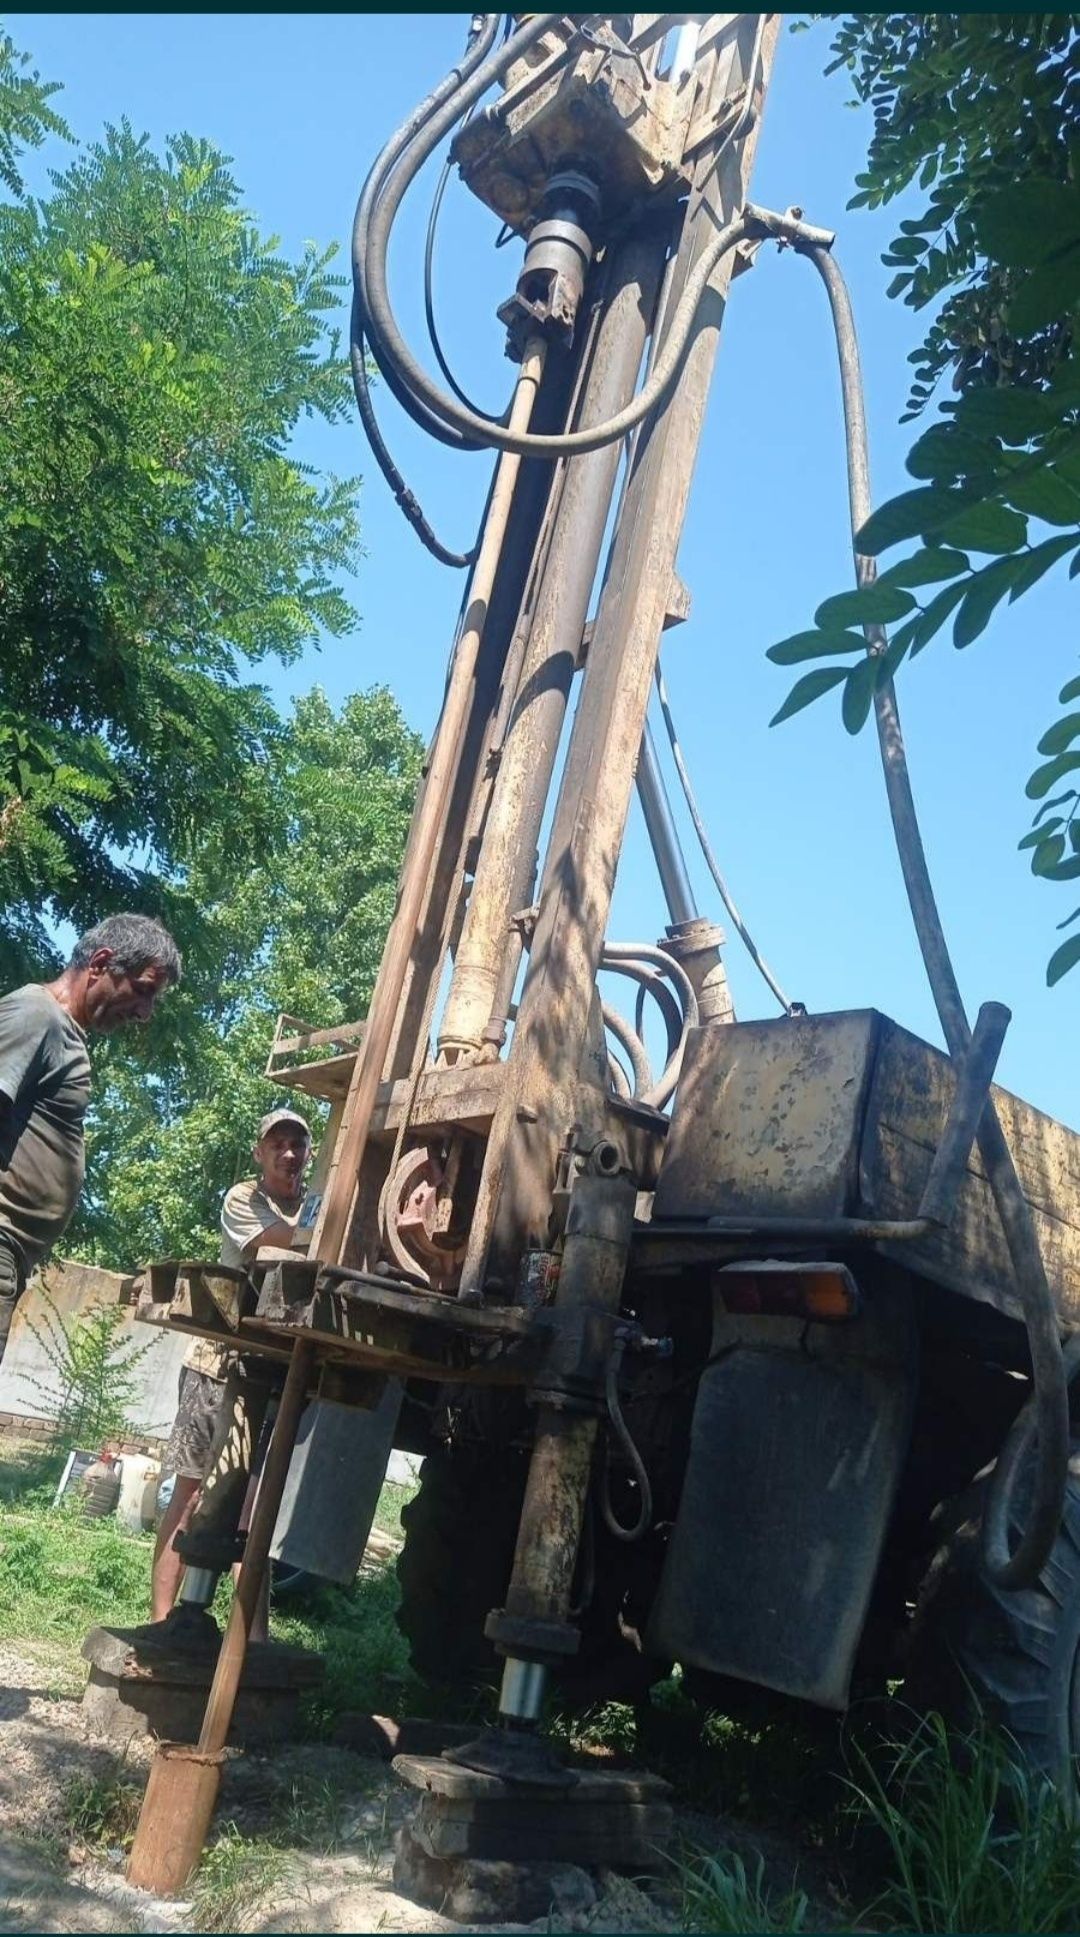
151, 1475, 200, 1621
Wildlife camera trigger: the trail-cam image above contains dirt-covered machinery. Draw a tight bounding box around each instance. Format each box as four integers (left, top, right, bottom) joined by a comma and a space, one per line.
127, 10, 1080, 1894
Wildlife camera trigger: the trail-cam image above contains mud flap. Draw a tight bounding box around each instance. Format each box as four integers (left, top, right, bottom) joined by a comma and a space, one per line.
646, 1283, 916, 1708
271, 1382, 402, 1584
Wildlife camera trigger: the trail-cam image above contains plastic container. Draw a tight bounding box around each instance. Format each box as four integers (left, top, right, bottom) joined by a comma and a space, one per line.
115, 1454, 160, 1534
81, 1455, 122, 1520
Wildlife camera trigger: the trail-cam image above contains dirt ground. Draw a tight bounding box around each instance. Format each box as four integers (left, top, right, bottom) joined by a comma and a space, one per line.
0, 1643, 695, 1935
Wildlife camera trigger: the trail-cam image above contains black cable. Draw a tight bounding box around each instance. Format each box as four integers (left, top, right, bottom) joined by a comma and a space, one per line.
347, 12, 499, 563
652, 662, 794, 1015
351, 309, 476, 569
423, 103, 491, 420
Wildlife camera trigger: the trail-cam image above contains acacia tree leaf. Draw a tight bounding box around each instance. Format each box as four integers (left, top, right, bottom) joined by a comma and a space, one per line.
1009, 533, 1077, 600
973, 180, 1080, 269
766, 629, 867, 666
1032, 834, 1067, 875
909, 578, 970, 655
814, 584, 916, 629
841, 655, 879, 734
1002, 470, 1080, 526
856, 487, 971, 555
1047, 931, 1080, 985
1008, 250, 1080, 335
770, 665, 849, 728
951, 387, 1057, 443
937, 500, 1028, 553
952, 556, 1026, 647
1027, 753, 1080, 800
1019, 819, 1063, 849
1037, 713, 1080, 758
878, 548, 970, 588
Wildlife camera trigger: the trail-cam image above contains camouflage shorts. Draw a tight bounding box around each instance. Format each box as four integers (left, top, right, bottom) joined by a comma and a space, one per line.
163, 1365, 225, 1480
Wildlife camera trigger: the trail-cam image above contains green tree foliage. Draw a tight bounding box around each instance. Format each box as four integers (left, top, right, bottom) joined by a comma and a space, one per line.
772, 15, 1080, 982
70, 688, 422, 1269
0, 54, 361, 981
0, 28, 67, 195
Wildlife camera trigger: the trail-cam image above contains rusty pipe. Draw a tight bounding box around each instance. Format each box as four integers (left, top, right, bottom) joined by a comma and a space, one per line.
314, 338, 548, 1265
496, 1166, 636, 1719
198, 1337, 316, 1755
437, 231, 669, 1062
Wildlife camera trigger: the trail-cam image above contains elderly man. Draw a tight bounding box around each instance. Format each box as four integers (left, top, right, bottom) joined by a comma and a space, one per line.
0, 913, 181, 1363
151, 1106, 312, 1628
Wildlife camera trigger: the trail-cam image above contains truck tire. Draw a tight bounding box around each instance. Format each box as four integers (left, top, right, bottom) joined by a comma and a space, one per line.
395, 1443, 528, 1685
395, 1442, 670, 1703
905, 1445, 1080, 1790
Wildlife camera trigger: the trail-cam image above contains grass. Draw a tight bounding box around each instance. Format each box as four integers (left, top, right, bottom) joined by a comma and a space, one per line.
847, 1709, 1080, 1933
6, 1437, 1080, 1935
675, 1846, 809, 1934
0, 1443, 421, 1713
191, 1824, 294, 1931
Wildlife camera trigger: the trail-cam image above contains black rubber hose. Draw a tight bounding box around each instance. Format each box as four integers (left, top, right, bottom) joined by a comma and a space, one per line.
361, 17, 763, 457
805, 240, 1069, 1593
348, 14, 500, 560
350, 311, 476, 568
351, 11, 499, 451
600, 1339, 653, 1544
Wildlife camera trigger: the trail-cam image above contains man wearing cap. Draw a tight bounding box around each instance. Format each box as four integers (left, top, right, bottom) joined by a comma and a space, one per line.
151, 1107, 312, 1626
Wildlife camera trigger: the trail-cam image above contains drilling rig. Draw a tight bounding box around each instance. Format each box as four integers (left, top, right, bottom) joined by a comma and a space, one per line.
123, 12, 1080, 1904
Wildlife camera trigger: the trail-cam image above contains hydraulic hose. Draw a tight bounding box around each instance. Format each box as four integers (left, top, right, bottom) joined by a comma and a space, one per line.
352, 11, 500, 451
600, 1337, 653, 1543
803, 240, 1069, 1592
360, 14, 765, 458
354, 12, 553, 453
347, 12, 501, 565
368, 187, 755, 458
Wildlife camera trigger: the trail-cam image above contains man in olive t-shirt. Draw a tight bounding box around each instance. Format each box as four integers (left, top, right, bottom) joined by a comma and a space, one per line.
0, 914, 181, 1360
150, 1106, 312, 1628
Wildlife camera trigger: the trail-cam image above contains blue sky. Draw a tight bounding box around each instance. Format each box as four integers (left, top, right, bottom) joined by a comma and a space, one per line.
10, 12, 1079, 1128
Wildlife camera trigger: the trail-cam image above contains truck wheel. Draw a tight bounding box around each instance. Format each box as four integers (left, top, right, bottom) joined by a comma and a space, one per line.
395, 1443, 528, 1685
905, 1445, 1080, 1789
395, 1443, 670, 1703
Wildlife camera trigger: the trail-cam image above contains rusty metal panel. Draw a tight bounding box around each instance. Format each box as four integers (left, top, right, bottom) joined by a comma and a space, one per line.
860, 1017, 1080, 1328
652, 1013, 879, 1223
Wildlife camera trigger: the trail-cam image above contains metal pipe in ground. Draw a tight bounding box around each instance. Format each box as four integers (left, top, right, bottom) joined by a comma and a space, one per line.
127, 1337, 316, 1896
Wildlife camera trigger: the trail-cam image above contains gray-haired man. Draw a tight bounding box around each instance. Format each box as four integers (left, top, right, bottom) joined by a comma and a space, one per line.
0, 913, 182, 1360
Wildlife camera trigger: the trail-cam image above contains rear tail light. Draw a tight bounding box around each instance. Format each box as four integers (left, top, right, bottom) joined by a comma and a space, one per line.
715, 1260, 860, 1323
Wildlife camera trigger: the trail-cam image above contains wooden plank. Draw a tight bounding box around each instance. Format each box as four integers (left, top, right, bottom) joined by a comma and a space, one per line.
394, 1753, 670, 1802
414, 1799, 673, 1864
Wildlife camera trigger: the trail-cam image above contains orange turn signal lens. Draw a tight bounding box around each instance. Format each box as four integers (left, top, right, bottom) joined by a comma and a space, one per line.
715, 1261, 860, 1323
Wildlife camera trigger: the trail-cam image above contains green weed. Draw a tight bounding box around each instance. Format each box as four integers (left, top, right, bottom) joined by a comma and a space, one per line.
675, 1845, 809, 1934
848, 1710, 1080, 1933
62, 1768, 142, 1854
192, 1823, 293, 1931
